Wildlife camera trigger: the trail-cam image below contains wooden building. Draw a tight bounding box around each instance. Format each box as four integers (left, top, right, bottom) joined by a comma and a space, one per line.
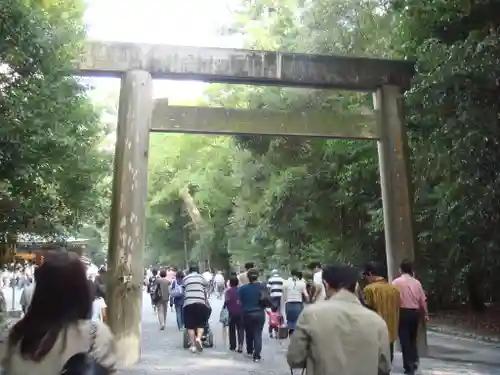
13, 238, 89, 265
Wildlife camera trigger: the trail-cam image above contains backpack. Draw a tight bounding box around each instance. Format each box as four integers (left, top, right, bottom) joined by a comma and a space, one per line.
151, 281, 162, 304
148, 276, 157, 294
171, 279, 183, 298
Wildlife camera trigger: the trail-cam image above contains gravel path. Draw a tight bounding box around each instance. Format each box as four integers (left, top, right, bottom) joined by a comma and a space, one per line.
121, 292, 500, 375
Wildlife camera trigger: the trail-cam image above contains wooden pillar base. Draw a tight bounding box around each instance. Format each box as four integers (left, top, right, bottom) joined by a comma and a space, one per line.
111, 287, 143, 366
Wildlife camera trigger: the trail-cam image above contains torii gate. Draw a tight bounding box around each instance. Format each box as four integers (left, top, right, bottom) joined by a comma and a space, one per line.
76, 41, 416, 365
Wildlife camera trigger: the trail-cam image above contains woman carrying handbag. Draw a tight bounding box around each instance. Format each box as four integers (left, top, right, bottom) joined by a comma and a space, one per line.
281, 270, 308, 336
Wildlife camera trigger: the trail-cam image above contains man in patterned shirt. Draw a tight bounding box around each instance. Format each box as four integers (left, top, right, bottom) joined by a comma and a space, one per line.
363, 262, 400, 364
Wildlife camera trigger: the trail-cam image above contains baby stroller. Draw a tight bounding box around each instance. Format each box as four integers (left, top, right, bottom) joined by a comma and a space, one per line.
182, 306, 214, 349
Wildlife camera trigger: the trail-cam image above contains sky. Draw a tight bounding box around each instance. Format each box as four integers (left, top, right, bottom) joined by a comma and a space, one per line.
83, 0, 244, 102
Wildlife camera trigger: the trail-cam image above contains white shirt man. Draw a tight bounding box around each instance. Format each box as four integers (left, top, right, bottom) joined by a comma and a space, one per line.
86, 264, 98, 281
202, 270, 213, 283
92, 297, 107, 322
20, 282, 36, 313
214, 272, 224, 285
313, 268, 326, 302
24, 265, 33, 281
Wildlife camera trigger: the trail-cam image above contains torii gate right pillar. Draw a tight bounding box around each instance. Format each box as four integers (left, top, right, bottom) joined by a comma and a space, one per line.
374, 85, 415, 280
374, 85, 427, 356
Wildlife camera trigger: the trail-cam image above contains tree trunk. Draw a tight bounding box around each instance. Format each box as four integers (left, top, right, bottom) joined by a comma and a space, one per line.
467, 267, 486, 312
179, 188, 207, 269
179, 188, 205, 229
106, 70, 152, 366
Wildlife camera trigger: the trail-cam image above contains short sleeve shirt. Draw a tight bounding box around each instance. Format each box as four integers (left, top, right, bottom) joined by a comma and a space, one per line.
313, 270, 326, 301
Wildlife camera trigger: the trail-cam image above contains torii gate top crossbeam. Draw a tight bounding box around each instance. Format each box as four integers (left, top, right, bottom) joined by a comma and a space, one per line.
77, 41, 414, 91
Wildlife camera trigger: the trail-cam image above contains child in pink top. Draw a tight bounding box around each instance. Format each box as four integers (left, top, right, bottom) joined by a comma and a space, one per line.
266, 306, 282, 338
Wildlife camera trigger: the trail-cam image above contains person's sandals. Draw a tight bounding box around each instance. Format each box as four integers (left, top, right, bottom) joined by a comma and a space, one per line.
195, 338, 203, 352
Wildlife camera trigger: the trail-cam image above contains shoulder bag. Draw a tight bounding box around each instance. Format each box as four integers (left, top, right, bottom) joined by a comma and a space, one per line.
258, 283, 273, 308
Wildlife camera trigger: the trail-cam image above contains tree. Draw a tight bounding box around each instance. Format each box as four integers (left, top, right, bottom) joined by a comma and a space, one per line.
146, 133, 242, 270
146, 0, 397, 272
0, 0, 110, 245
392, 0, 500, 310
145, 0, 500, 313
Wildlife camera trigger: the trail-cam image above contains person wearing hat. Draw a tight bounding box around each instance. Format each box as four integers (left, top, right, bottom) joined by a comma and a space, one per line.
266, 269, 284, 310
362, 262, 400, 364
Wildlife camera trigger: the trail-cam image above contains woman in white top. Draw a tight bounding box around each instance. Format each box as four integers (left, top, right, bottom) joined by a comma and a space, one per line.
281, 269, 309, 335
0, 252, 117, 375
92, 283, 108, 323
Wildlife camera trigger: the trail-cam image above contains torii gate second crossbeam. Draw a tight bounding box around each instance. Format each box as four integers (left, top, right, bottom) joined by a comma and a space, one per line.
75, 40, 417, 366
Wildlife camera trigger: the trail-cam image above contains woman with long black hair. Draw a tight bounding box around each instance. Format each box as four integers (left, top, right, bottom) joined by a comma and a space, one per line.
0, 252, 117, 375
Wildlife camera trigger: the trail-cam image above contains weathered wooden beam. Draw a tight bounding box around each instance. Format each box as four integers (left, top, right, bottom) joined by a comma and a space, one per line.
375, 85, 426, 357
77, 40, 414, 91
107, 70, 152, 367
151, 101, 378, 139
374, 85, 415, 280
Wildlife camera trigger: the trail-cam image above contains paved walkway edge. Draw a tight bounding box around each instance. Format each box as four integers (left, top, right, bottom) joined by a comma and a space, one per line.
428, 324, 500, 343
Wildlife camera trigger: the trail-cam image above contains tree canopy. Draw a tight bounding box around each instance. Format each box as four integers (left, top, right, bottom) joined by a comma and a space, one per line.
4, 0, 497, 313
0, 0, 110, 244
145, 0, 500, 312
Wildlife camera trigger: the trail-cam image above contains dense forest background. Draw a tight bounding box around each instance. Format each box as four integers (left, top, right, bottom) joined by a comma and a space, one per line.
2, 0, 500, 314
145, 0, 500, 313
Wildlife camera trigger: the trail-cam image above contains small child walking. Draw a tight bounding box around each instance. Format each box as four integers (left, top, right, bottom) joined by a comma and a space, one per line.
266, 306, 282, 339
219, 305, 229, 343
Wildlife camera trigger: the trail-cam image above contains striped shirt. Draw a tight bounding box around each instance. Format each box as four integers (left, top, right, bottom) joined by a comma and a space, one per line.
267, 274, 284, 298
183, 272, 207, 307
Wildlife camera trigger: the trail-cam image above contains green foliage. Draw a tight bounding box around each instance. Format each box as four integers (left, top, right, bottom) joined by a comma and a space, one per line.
0, 0, 111, 239
396, 0, 500, 310
146, 0, 500, 312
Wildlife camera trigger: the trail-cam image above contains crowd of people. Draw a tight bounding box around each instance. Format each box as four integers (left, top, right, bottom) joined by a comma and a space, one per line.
0, 252, 117, 375
0, 254, 427, 375
144, 259, 427, 375
285, 260, 427, 375
0, 263, 36, 290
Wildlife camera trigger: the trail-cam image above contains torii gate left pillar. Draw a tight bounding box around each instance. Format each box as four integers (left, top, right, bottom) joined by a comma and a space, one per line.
107, 70, 152, 366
